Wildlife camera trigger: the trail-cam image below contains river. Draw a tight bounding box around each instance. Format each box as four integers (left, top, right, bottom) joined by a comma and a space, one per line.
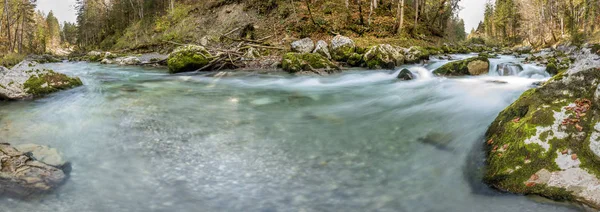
0, 55, 581, 211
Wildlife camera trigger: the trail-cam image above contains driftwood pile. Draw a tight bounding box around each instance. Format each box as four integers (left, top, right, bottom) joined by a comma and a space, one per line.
170, 25, 286, 72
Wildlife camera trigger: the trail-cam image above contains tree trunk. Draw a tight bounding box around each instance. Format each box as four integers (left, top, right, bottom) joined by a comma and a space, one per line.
397, 0, 404, 34
6, 0, 11, 52
414, 0, 419, 30
368, 0, 374, 26
358, 0, 365, 25
305, 0, 317, 25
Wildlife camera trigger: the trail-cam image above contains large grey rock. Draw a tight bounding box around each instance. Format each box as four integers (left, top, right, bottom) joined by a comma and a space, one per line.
291, 38, 315, 53
330, 35, 355, 61
116, 57, 141, 65
363, 44, 404, 69
0, 143, 66, 198
313, 40, 331, 59
0, 60, 83, 100
484, 60, 600, 209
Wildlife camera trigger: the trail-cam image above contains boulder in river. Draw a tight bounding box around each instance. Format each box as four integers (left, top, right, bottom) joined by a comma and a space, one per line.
281, 53, 341, 76
0, 61, 83, 100
291, 38, 315, 53
363, 44, 404, 69
0, 143, 67, 198
397, 69, 414, 81
330, 35, 356, 62
433, 56, 490, 76
167, 45, 212, 73
484, 66, 600, 209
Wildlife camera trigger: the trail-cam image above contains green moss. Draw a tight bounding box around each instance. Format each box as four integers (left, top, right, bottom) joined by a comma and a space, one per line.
484, 68, 600, 203
23, 70, 83, 97
167, 45, 212, 73
347, 53, 364, 67
281, 52, 340, 74
331, 46, 355, 62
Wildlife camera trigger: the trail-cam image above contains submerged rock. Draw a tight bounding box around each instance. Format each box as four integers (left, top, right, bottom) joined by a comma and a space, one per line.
496, 63, 523, 76
418, 132, 453, 151
0, 61, 83, 100
433, 56, 490, 76
14, 144, 68, 169
291, 38, 315, 53
0, 143, 67, 198
484, 67, 600, 209
167, 45, 212, 74
363, 44, 404, 69
397, 69, 414, 81
330, 35, 356, 62
281, 53, 341, 76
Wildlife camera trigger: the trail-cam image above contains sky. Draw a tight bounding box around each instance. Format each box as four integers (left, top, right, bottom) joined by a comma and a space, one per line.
459, 0, 492, 34
36, 0, 78, 23
38, 0, 489, 33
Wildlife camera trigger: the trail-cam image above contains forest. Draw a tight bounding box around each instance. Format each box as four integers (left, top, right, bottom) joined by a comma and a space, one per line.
2, 1, 600, 212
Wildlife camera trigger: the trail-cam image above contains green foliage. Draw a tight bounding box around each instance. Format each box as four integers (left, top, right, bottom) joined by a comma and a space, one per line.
0, 53, 25, 68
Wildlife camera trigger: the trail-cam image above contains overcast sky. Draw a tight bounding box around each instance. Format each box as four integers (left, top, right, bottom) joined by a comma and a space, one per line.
37, 0, 489, 33
36, 0, 78, 23
459, 0, 492, 33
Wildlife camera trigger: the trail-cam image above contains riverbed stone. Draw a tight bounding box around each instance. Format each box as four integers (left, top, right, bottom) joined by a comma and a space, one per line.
167, 45, 212, 73
484, 66, 600, 209
0, 143, 67, 198
330, 35, 355, 62
14, 144, 67, 169
433, 56, 490, 76
281, 53, 341, 76
397, 69, 414, 81
0, 61, 83, 100
363, 44, 404, 69
313, 40, 331, 59
291, 38, 315, 53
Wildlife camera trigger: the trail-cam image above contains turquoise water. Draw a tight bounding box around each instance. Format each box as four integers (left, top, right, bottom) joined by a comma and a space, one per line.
0, 58, 580, 212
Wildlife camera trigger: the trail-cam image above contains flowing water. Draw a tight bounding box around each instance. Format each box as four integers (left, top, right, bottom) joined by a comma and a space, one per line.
0, 55, 581, 212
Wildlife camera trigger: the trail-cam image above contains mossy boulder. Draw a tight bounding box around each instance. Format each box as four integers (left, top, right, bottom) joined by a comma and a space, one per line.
347, 53, 364, 67
404, 46, 430, 64
23, 70, 83, 97
330, 35, 356, 62
433, 56, 490, 76
363, 44, 405, 70
167, 45, 212, 73
484, 67, 600, 209
281, 53, 341, 76
545, 62, 558, 75
0, 61, 82, 100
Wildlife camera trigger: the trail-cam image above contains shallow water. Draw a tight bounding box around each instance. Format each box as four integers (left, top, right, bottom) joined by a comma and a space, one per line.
0, 57, 581, 212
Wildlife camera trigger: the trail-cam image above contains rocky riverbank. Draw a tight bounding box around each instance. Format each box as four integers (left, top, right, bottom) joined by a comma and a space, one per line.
0, 60, 83, 100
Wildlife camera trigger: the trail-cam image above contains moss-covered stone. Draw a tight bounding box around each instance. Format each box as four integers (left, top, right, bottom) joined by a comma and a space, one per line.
281, 52, 341, 75
167, 45, 212, 73
546, 62, 558, 75
330, 35, 356, 62
363, 44, 404, 70
347, 53, 364, 67
484, 67, 600, 209
433, 56, 490, 76
23, 70, 83, 97
404, 46, 430, 64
